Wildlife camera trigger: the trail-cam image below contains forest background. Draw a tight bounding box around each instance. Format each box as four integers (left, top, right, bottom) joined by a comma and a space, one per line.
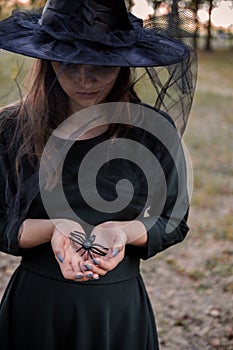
0, 1, 232, 349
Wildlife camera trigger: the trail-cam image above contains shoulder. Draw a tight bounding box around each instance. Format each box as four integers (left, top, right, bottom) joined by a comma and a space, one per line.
140, 103, 176, 128
120, 103, 176, 150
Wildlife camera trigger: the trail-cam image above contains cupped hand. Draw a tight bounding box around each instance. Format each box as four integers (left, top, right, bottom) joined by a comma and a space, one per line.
79, 221, 127, 277
51, 219, 99, 282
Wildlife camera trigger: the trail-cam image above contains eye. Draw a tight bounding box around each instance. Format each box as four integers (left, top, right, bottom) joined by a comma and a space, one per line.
95, 66, 119, 75
63, 63, 77, 69
99, 66, 116, 70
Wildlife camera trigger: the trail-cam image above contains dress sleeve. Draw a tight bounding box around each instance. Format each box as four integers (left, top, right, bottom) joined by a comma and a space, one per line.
0, 121, 24, 256
0, 162, 24, 256
126, 131, 189, 260
0, 165, 9, 252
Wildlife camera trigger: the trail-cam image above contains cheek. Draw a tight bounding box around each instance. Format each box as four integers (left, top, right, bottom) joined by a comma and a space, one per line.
98, 72, 119, 90
57, 74, 76, 95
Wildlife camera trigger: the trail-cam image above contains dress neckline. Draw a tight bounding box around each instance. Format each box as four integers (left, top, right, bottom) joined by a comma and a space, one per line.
51, 127, 110, 144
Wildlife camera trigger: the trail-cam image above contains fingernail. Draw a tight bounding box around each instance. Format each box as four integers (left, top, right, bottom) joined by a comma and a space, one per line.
93, 276, 100, 280
112, 247, 119, 257
86, 273, 93, 278
92, 258, 100, 265
75, 274, 83, 279
84, 264, 92, 270
57, 253, 63, 263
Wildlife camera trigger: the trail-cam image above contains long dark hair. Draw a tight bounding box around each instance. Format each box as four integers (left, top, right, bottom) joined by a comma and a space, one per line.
0, 59, 140, 170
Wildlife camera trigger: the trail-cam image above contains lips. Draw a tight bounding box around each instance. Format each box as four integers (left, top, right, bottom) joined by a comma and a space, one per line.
76, 91, 99, 95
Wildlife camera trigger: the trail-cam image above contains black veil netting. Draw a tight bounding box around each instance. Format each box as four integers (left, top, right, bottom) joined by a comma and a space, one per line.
0, 10, 197, 254
0, 47, 197, 135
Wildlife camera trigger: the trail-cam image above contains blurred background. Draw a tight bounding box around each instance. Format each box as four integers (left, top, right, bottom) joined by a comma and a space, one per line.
0, 1, 232, 349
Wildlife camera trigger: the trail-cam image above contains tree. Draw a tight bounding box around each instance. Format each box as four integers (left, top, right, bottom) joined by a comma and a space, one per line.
205, 0, 213, 51
125, 0, 134, 11
192, 0, 200, 49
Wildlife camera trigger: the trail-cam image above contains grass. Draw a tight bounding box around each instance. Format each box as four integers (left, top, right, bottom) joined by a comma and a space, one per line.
205, 253, 233, 277
184, 49, 233, 240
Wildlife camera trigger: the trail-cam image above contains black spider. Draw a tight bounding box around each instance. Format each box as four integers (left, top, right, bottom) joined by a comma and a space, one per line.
69, 230, 109, 259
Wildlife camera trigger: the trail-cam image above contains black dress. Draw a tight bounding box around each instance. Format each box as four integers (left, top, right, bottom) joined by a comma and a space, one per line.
0, 125, 189, 350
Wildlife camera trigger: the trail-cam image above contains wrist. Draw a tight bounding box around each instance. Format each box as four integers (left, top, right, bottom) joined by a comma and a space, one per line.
53, 219, 85, 237
113, 220, 148, 246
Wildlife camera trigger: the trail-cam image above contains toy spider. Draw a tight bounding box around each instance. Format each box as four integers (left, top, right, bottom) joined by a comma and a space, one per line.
69, 230, 109, 259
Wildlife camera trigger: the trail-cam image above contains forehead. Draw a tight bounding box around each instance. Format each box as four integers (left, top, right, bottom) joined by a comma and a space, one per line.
52, 62, 121, 74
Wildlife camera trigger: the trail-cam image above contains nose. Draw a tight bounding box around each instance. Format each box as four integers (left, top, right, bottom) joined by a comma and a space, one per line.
76, 65, 97, 85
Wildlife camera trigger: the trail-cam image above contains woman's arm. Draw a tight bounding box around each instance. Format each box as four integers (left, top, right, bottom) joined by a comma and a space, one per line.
19, 218, 87, 248
95, 220, 148, 247
19, 219, 55, 248
135, 138, 190, 260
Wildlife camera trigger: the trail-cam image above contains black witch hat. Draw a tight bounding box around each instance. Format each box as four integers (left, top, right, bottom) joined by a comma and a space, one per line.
0, 0, 190, 67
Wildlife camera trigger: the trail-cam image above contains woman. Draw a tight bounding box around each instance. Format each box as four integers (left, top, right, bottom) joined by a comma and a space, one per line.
0, 1, 197, 349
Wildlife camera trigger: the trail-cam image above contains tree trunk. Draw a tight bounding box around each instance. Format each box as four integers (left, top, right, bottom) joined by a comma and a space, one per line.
30, 0, 37, 8
193, 0, 199, 49
126, 0, 134, 12
168, 0, 179, 35
205, 0, 213, 51
152, 0, 161, 11
171, 0, 179, 16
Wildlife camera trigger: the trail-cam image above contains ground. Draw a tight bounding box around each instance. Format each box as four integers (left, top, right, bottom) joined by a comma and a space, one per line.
0, 50, 232, 349
142, 207, 233, 350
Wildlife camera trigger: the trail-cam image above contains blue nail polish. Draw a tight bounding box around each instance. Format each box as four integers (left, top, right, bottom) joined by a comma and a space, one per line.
112, 247, 119, 257
84, 264, 92, 270
93, 258, 100, 265
75, 274, 83, 279
86, 273, 93, 278
57, 253, 63, 263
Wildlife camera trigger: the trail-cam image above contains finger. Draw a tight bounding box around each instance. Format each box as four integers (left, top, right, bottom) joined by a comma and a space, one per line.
53, 238, 71, 264
74, 273, 96, 282
58, 259, 95, 282
70, 255, 100, 281
104, 246, 124, 261
75, 264, 98, 280
71, 254, 87, 275
83, 260, 107, 276
52, 231, 66, 260
92, 258, 115, 272
54, 252, 64, 264
56, 245, 83, 280
59, 261, 80, 280
91, 247, 125, 272
79, 259, 104, 278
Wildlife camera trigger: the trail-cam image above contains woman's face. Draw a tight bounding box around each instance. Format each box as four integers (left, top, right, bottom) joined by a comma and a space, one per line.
51, 62, 120, 112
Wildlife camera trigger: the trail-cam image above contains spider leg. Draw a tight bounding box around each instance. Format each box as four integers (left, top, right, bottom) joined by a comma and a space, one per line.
70, 231, 86, 241
72, 230, 86, 238
90, 247, 108, 256
88, 251, 94, 260
92, 243, 109, 251
69, 236, 84, 245
75, 246, 84, 254
80, 249, 86, 257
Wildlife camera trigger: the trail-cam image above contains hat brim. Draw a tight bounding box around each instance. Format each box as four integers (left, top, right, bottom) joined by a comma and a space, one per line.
0, 10, 190, 67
